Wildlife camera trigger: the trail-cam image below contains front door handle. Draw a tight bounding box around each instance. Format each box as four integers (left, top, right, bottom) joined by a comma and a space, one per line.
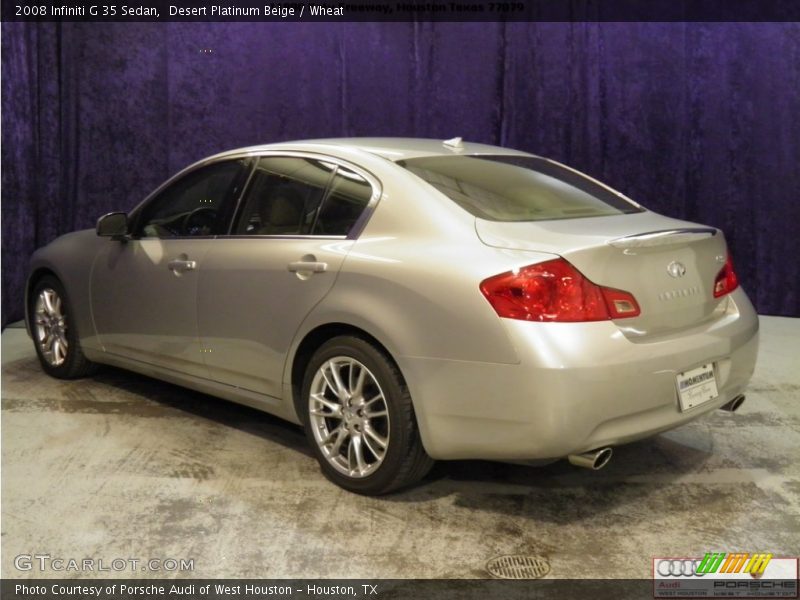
287, 261, 327, 273
168, 259, 197, 273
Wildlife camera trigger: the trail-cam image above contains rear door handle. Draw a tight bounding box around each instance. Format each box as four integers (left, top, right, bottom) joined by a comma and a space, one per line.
168, 259, 197, 272
287, 261, 327, 273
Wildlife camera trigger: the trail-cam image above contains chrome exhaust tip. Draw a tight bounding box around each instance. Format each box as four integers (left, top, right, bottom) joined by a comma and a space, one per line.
568, 447, 613, 470
719, 394, 746, 413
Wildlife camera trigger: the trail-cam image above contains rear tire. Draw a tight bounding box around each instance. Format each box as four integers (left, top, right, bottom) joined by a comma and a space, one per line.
301, 336, 433, 495
29, 275, 97, 379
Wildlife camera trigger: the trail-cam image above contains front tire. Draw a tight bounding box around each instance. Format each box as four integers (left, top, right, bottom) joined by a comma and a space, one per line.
301, 336, 433, 495
29, 275, 97, 379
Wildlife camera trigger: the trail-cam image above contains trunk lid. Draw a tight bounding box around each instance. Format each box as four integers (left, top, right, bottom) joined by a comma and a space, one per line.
476, 211, 731, 339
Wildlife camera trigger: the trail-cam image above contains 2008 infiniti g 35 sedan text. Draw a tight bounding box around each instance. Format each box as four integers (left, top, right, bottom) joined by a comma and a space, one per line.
26, 138, 759, 494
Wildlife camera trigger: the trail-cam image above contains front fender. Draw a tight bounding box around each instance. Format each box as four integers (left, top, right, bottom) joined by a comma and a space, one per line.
26, 230, 107, 357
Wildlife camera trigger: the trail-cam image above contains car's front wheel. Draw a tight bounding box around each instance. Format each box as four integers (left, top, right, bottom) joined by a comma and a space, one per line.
29, 275, 96, 379
302, 336, 433, 495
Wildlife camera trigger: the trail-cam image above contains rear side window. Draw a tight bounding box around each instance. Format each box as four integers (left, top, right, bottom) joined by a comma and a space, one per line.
314, 167, 372, 236
235, 157, 333, 235
235, 159, 373, 237
398, 155, 642, 222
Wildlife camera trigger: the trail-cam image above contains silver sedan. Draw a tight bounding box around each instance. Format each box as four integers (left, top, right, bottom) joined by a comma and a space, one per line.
26, 138, 759, 494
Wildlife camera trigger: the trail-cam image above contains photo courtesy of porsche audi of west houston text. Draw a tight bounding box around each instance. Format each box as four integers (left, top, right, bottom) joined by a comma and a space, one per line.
12, 583, 377, 598
27, 137, 758, 495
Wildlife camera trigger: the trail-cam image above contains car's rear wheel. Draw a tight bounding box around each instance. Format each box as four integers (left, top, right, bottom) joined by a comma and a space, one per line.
29, 275, 96, 379
302, 336, 433, 495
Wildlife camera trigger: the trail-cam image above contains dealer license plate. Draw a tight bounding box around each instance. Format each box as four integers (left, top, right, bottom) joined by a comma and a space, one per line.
676, 363, 719, 411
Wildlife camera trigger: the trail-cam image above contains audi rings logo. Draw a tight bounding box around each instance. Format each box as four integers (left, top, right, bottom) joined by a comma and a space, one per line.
657, 559, 705, 577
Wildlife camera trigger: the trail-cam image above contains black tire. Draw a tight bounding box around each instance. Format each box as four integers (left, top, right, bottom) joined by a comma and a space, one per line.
301, 336, 434, 495
29, 275, 97, 379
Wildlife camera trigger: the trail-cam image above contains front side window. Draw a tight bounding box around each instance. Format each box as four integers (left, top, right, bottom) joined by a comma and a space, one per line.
234, 157, 334, 236
398, 155, 643, 222
136, 159, 248, 238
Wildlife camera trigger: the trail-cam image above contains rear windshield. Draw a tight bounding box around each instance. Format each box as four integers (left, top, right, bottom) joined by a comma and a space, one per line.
398, 155, 643, 222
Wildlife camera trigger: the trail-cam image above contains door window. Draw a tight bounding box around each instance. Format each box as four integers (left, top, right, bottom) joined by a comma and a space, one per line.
136, 159, 248, 238
234, 158, 374, 237
234, 157, 334, 236
314, 167, 373, 236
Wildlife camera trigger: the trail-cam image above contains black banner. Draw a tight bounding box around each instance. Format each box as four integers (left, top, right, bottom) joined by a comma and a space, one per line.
1, 579, 657, 600
3, 0, 800, 23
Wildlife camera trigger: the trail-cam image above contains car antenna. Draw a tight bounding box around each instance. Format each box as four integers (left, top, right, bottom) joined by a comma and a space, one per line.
443, 136, 464, 150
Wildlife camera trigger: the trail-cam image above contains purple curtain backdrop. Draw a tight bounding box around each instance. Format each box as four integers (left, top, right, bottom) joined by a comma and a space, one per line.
2, 22, 799, 327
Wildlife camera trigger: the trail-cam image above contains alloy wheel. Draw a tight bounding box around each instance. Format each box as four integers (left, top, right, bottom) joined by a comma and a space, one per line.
308, 356, 390, 478
34, 288, 69, 367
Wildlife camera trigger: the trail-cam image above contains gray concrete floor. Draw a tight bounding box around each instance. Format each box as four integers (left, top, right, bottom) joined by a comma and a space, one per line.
1, 317, 798, 579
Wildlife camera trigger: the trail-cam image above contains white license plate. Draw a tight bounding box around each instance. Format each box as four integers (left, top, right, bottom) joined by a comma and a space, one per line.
676, 363, 719, 411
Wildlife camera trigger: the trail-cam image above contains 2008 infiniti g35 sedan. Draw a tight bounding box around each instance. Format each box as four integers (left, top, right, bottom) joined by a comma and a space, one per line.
26, 137, 759, 494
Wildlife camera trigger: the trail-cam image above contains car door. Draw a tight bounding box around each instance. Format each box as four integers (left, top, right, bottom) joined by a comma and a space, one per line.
197, 155, 376, 400
90, 157, 251, 378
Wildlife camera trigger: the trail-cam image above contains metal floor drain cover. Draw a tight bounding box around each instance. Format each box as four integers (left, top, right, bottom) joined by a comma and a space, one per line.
486, 554, 551, 579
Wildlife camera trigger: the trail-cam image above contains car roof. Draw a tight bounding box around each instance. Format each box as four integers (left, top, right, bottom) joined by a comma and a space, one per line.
211, 137, 535, 162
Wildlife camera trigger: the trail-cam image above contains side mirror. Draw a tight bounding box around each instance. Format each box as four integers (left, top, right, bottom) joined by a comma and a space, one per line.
96, 212, 129, 239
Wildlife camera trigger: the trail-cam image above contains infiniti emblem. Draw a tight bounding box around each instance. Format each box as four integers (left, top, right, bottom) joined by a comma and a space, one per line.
667, 261, 687, 278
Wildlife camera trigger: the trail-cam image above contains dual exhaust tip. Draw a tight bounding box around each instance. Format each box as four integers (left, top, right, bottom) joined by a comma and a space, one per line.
567, 395, 746, 471
719, 394, 746, 413
568, 447, 613, 470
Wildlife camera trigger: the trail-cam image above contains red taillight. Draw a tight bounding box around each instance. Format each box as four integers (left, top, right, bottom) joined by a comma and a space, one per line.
713, 254, 739, 298
601, 286, 642, 319
480, 258, 640, 322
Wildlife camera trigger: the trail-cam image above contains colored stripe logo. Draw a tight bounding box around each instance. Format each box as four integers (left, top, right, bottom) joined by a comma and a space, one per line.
696, 552, 773, 574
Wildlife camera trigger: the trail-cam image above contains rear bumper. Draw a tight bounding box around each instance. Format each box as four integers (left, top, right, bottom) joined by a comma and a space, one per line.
400, 288, 759, 461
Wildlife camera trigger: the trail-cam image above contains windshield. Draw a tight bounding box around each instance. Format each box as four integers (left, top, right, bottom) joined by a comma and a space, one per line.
398, 155, 643, 222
